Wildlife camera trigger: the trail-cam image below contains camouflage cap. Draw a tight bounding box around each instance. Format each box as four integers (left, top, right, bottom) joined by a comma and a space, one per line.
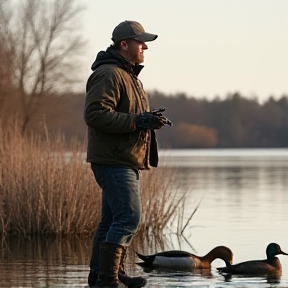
112, 20, 158, 43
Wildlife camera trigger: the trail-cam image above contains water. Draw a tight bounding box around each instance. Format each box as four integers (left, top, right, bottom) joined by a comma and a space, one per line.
1, 148, 288, 288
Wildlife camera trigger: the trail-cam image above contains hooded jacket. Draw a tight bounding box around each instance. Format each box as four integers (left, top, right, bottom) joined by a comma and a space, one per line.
84, 47, 158, 169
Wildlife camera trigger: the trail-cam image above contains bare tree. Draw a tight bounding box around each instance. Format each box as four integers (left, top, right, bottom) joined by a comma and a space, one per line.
0, 0, 84, 133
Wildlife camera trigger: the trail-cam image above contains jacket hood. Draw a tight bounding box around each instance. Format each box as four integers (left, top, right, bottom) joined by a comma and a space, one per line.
91, 46, 143, 76
91, 49, 119, 71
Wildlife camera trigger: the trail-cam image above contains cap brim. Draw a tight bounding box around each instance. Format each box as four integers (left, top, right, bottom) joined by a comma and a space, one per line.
134, 33, 158, 42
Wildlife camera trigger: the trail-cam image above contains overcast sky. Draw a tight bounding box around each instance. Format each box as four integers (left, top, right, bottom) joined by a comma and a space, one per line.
79, 0, 288, 102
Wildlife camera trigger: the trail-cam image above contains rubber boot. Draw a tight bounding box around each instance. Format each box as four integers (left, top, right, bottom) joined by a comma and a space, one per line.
88, 240, 101, 287
94, 242, 125, 288
118, 247, 147, 288
88, 270, 98, 287
89, 244, 147, 288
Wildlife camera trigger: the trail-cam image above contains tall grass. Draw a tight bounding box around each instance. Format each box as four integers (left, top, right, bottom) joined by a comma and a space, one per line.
0, 122, 99, 236
0, 120, 191, 240
133, 167, 187, 252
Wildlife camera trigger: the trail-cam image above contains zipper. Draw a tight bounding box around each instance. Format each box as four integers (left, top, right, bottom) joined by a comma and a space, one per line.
129, 73, 150, 167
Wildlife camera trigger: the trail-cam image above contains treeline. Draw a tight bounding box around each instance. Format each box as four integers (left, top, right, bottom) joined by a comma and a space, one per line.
149, 90, 288, 148
1, 83, 287, 149
2, 86, 288, 148
7, 90, 285, 149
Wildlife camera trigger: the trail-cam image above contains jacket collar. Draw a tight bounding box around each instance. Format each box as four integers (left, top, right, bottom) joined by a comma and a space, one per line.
107, 47, 144, 77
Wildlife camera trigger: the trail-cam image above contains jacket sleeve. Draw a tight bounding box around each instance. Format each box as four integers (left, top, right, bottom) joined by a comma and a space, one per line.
84, 68, 137, 134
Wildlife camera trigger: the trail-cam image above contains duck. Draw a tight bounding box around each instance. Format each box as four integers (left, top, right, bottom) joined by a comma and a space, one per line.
135, 246, 233, 272
217, 243, 288, 276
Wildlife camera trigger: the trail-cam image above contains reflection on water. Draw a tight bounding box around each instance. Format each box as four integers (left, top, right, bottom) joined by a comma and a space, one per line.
159, 148, 288, 168
0, 236, 91, 288
1, 149, 288, 287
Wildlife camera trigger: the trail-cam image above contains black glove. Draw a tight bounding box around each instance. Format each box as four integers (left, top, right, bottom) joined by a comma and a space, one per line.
151, 107, 173, 126
151, 107, 166, 117
135, 112, 167, 130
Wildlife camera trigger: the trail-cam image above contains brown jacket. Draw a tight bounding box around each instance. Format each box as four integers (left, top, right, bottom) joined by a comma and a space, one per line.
84, 47, 158, 169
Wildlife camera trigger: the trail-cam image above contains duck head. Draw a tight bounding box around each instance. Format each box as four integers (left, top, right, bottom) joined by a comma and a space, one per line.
204, 246, 233, 266
266, 243, 288, 259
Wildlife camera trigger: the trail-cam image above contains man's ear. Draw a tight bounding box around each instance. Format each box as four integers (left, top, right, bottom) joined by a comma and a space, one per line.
121, 40, 128, 51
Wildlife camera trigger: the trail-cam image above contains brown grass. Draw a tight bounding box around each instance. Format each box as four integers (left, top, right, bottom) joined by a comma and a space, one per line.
0, 120, 192, 241
0, 121, 99, 236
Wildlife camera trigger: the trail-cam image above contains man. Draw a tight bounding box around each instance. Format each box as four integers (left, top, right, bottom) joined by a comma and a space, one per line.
84, 20, 170, 288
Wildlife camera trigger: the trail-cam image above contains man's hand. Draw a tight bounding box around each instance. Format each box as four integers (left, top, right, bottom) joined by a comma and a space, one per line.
135, 112, 167, 130
151, 107, 173, 126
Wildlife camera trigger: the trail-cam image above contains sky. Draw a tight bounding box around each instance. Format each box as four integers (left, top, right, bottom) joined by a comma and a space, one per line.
79, 0, 288, 102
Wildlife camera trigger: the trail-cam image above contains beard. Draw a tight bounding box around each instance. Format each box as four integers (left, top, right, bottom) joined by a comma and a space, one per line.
129, 51, 144, 64
135, 54, 144, 64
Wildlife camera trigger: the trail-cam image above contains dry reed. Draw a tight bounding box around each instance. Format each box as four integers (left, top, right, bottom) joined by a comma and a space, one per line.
0, 120, 192, 240
0, 121, 99, 236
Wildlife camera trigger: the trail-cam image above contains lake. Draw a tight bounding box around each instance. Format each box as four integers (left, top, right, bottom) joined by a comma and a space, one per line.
0, 148, 288, 288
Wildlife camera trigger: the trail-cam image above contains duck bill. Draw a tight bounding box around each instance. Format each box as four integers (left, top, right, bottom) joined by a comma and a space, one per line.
281, 250, 288, 255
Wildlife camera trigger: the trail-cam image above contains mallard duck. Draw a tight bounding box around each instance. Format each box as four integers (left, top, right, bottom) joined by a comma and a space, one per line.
136, 246, 233, 272
217, 243, 288, 276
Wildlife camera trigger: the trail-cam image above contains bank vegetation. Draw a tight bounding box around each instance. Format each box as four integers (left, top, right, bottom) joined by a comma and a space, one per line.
0, 120, 188, 240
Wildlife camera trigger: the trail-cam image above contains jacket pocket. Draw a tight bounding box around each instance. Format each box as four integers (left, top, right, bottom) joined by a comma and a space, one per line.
115, 130, 147, 167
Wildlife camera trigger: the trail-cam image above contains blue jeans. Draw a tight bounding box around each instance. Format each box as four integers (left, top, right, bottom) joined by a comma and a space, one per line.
89, 163, 142, 271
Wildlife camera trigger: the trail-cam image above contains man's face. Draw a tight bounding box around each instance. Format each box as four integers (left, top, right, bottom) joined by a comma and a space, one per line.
126, 39, 148, 64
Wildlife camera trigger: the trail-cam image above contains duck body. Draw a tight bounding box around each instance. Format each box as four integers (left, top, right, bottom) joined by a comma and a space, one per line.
136, 246, 233, 272
217, 257, 282, 275
217, 243, 288, 276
